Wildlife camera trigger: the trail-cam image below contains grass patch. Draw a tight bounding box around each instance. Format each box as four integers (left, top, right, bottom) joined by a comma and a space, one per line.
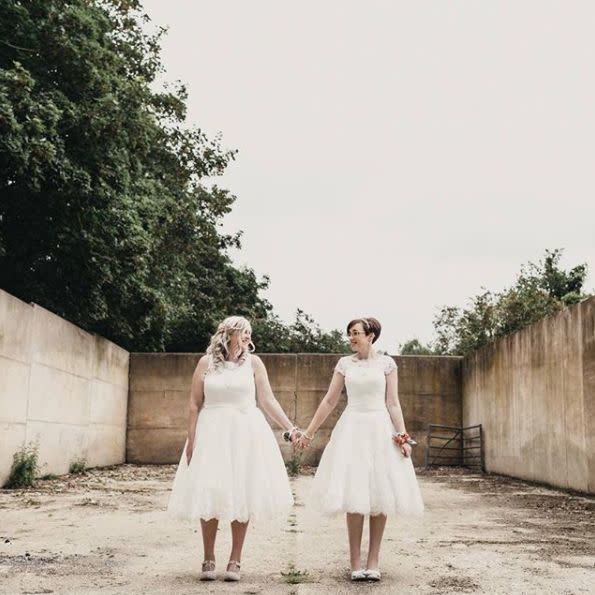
24, 498, 42, 507
285, 453, 302, 477
69, 458, 87, 475
4, 444, 38, 489
39, 473, 59, 480
281, 565, 310, 584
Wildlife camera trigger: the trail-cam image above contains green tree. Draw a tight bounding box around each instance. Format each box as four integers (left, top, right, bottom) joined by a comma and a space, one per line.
433, 249, 590, 356
399, 338, 436, 355
253, 309, 350, 354
0, 0, 346, 353
0, 0, 270, 350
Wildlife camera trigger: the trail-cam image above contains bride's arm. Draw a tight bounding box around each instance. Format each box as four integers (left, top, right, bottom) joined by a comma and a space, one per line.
385, 367, 412, 457
385, 369, 406, 433
186, 355, 208, 463
252, 355, 295, 434
299, 372, 345, 445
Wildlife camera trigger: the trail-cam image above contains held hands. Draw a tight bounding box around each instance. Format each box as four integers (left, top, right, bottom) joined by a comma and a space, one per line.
283, 426, 313, 449
296, 432, 313, 450
283, 427, 304, 446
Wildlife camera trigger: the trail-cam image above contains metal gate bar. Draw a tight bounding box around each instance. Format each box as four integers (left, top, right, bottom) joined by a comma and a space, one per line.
425, 423, 484, 471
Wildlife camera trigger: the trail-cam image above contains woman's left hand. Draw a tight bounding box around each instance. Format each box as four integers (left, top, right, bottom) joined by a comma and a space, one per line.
400, 443, 412, 458
296, 434, 311, 450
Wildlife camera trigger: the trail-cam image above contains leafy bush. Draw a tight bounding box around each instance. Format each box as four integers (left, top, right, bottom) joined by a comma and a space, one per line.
4, 444, 38, 489
432, 249, 591, 356
399, 338, 437, 355
285, 452, 302, 477
69, 458, 87, 475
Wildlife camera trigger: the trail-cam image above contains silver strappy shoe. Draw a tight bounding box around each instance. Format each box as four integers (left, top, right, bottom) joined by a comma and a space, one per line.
365, 568, 382, 581
224, 560, 241, 582
351, 568, 366, 581
200, 560, 216, 581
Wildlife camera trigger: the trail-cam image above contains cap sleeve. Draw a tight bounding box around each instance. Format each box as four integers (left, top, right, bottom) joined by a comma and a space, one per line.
384, 356, 397, 375
334, 357, 347, 376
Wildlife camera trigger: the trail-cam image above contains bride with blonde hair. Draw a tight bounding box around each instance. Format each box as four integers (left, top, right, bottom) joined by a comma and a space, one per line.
168, 316, 300, 582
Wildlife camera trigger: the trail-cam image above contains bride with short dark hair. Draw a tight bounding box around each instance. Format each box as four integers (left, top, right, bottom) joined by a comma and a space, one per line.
298, 317, 424, 582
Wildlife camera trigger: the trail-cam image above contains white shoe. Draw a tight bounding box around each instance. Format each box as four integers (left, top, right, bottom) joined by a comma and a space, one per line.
351, 569, 367, 581
200, 560, 216, 581
365, 568, 381, 581
224, 560, 241, 582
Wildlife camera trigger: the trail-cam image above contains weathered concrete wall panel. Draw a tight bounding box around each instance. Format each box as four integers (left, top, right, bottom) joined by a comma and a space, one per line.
260, 354, 296, 390
31, 306, 97, 378
0, 289, 129, 485
27, 364, 90, 425
463, 296, 594, 493
127, 353, 463, 468
581, 298, 595, 492
0, 290, 34, 363
0, 423, 27, 483
25, 420, 88, 475
89, 381, 128, 427
86, 424, 126, 468
127, 428, 185, 464
0, 358, 30, 422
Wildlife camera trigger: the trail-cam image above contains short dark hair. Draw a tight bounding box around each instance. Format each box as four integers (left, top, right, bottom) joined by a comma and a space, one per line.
347, 317, 382, 343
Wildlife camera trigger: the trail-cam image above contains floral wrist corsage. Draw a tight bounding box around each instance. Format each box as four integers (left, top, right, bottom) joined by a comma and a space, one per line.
392, 432, 417, 447
283, 427, 301, 442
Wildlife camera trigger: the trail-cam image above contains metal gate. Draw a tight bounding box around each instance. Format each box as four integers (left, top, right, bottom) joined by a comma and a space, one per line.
424, 423, 484, 471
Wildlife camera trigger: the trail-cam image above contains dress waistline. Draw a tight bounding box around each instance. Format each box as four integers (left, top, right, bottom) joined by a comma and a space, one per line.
344, 404, 386, 413
202, 403, 256, 412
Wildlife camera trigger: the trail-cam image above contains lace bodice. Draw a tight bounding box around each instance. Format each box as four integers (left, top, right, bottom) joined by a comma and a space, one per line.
203, 354, 256, 410
334, 353, 397, 412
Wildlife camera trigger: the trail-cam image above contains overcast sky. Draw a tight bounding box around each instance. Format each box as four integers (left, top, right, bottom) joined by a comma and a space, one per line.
142, 1, 594, 353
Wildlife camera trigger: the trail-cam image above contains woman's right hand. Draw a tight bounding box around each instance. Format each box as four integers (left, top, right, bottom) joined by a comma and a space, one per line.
297, 433, 312, 450
400, 443, 412, 458
186, 440, 194, 465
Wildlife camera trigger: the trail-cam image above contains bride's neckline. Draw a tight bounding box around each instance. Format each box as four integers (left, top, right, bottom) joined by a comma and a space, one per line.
223, 353, 249, 368
351, 349, 378, 362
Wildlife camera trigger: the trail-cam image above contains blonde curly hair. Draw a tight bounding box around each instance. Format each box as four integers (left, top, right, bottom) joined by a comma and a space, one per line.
206, 316, 255, 373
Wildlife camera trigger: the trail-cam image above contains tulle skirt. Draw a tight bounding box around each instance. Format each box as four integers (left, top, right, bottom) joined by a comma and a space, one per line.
310, 407, 424, 517
167, 405, 293, 522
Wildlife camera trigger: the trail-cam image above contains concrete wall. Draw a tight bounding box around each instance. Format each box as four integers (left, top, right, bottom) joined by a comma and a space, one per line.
463, 296, 595, 493
127, 353, 463, 467
0, 289, 129, 485
5, 281, 592, 493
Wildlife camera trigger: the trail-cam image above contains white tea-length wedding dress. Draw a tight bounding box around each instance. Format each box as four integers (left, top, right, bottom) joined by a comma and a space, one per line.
168, 353, 293, 522
310, 353, 424, 517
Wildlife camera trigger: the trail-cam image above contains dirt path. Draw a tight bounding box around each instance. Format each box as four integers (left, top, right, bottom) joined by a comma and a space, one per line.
0, 466, 593, 594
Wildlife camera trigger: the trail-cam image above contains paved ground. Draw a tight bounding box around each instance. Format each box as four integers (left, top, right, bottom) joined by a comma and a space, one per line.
0, 465, 593, 594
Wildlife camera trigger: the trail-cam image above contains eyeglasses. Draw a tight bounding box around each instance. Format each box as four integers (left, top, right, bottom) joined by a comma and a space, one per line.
346, 330, 367, 338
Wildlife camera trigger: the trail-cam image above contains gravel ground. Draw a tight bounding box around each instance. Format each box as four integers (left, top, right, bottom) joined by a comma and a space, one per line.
0, 465, 593, 594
